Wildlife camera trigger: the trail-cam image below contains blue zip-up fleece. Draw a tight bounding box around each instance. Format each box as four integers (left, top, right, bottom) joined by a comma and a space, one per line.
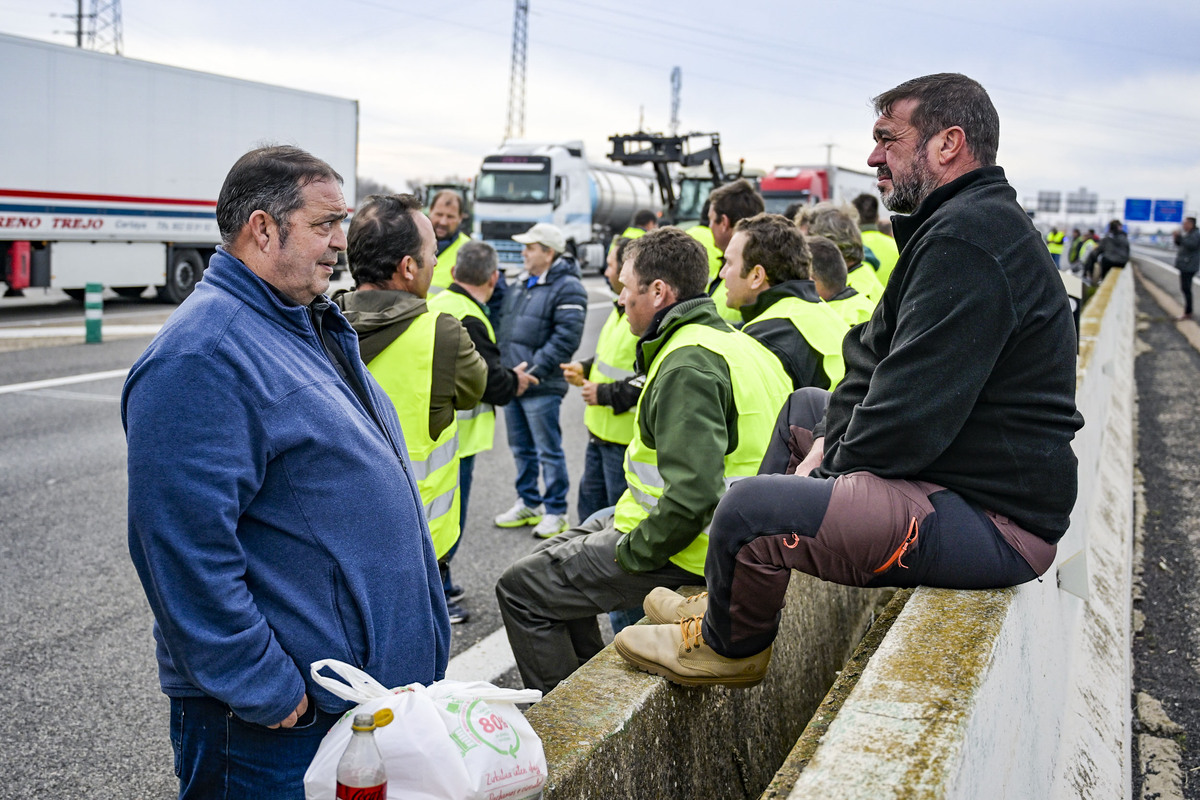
122, 248, 451, 727
497, 253, 588, 397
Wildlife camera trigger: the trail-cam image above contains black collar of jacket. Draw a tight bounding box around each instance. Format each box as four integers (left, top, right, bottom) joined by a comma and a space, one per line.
739, 279, 822, 324
890, 165, 1007, 251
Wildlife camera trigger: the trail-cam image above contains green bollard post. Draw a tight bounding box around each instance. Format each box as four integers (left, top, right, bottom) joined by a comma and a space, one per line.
85, 283, 103, 344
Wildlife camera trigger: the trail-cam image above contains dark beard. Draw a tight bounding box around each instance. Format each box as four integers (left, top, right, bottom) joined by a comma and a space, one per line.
880, 152, 939, 215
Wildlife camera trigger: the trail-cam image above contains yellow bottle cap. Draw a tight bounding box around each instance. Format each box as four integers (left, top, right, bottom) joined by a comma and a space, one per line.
373, 708, 394, 728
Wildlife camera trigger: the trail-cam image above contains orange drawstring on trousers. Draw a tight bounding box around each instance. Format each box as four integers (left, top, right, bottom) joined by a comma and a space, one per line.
874, 516, 919, 574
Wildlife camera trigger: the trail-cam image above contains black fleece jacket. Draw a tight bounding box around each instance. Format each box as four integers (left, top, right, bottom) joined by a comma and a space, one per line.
812, 166, 1084, 542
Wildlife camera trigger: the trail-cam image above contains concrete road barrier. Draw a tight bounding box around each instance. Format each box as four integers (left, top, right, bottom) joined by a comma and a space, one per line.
784, 267, 1134, 799
525, 580, 889, 800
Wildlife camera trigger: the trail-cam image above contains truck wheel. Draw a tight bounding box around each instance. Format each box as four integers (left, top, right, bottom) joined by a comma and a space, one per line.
159, 249, 203, 304
114, 286, 148, 299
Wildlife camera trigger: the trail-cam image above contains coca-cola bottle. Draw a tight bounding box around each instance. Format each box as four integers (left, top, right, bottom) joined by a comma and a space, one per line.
336, 713, 387, 800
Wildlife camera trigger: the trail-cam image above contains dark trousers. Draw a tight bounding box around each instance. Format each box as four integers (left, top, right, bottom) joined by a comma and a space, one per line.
170, 696, 340, 799
1182, 270, 1197, 315
496, 514, 701, 694
701, 388, 1047, 659
576, 439, 627, 522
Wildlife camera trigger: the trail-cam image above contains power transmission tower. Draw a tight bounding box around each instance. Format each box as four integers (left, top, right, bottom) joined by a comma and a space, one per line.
669, 67, 681, 136
86, 0, 123, 55
503, 0, 529, 142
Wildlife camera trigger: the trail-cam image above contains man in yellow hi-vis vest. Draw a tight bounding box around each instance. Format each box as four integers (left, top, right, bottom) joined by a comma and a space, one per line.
428, 189, 509, 321
496, 227, 791, 694
334, 194, 487, 625
720, 213, 849, 391
427, 240, 537, 600
704, 179, 765, 325
808, 235, 875, 326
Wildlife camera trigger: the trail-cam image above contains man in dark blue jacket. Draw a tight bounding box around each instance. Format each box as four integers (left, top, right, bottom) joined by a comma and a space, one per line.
123, 146, 450, 798
494, 222, 588, 538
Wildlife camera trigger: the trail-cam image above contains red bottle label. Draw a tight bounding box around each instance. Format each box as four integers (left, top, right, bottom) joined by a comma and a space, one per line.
336, 781, 386, 800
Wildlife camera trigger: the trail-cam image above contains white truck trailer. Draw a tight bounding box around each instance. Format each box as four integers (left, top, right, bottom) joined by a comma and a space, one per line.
0, 32, 358, 302
472, 141, 659, 273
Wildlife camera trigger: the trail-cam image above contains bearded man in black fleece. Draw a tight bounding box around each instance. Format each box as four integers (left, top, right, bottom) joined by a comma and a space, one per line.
614, 73, 1085, 687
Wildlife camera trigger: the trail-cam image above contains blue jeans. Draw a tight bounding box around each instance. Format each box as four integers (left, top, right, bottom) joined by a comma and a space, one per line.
505, 393, 569, 515
170, 695, 340, 799
577, 439, 628, 523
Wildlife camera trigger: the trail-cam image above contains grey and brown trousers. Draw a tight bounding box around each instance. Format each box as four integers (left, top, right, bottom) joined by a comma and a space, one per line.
702, 388, 1058, 660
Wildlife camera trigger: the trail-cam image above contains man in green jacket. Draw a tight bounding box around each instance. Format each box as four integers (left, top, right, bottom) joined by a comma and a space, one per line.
495, 227, 791, 694
334, 194, 487, 624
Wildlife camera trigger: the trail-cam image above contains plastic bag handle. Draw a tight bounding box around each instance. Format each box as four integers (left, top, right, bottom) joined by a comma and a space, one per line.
309, 659, 394, 703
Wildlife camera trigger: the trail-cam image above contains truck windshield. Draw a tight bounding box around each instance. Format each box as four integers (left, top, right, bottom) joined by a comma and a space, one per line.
763, 194, 810, 215
476, 171, 551, 204
676, 179, 709, 225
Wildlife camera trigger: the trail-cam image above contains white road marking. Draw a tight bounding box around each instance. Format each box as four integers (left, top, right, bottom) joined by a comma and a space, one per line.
444, 626, 517, 683
24, 388, 121, 402
0, 368, 129, 396
0, 324, 163, 339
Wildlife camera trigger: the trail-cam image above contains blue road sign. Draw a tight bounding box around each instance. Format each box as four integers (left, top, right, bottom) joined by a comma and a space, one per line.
1125, 198, 1152, 221
1153, 200, 1185, 224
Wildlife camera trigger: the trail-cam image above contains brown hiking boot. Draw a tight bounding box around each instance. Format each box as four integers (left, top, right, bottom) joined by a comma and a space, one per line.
643, 587, 709, 625
613, 616, 771, 688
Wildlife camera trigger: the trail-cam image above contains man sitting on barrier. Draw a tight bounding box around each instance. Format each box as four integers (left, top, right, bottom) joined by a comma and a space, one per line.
614, 72, 1085, 687
496, 227, 791, 694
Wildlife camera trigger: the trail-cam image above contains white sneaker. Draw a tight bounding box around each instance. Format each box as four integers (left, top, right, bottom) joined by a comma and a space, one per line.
494, 500, 542, 528
532, 512, 569, 539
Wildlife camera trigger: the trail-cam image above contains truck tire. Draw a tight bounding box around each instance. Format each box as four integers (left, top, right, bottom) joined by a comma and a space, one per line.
159, 248, 203, 304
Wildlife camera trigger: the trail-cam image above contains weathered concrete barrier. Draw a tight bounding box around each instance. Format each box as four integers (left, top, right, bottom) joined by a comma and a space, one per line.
526, 579, 890, 799
782, 267, 1135, 799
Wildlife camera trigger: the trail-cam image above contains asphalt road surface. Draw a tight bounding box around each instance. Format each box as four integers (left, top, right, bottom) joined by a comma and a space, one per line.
0, 275, 614, 797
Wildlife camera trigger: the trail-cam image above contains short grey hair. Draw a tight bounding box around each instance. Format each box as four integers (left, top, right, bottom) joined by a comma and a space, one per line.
216, 145, 342, 247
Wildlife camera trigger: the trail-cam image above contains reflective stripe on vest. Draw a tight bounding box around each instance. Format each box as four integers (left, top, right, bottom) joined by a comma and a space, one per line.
426, 288, 497, 457
366, 310, 461, 560
431, 232, 472, 291
584, 305, 639, 445
613, 322, 792, 575
745, 295, 849, 389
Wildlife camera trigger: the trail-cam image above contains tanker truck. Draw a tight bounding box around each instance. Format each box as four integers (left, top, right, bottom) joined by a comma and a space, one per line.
473, 141, 660, 273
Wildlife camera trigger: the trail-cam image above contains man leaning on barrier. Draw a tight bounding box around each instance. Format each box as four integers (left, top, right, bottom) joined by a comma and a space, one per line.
615, 73, 1085, 688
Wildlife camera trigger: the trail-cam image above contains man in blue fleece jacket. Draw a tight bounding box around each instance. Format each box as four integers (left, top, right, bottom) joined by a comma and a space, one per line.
123, 146, 450, 799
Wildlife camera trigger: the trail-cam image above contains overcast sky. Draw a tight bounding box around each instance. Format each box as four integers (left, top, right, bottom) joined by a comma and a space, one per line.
3, 0, 1198, 220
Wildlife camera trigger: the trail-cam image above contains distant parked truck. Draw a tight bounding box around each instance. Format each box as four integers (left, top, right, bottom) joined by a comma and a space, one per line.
759, 165, 880, 215
0, 32, 358, 302
473, 141, 659, 273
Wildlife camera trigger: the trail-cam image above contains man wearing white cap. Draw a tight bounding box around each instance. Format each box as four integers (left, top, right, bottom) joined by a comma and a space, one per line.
494, 222, 588, 538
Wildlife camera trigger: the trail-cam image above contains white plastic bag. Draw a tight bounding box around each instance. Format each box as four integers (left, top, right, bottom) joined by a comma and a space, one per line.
303, 659, 546, 800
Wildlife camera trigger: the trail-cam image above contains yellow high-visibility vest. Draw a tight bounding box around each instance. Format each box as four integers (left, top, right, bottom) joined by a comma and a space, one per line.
827, 290, 875, 326
744, 295, 849, 389
367, 311, 460, 559
430, 232, 471, 291
584, 304, 639, 445
426, 288, 496, 457
846, 262, 884, 305
861, 229, 900, 286
613, 323, 791, 575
